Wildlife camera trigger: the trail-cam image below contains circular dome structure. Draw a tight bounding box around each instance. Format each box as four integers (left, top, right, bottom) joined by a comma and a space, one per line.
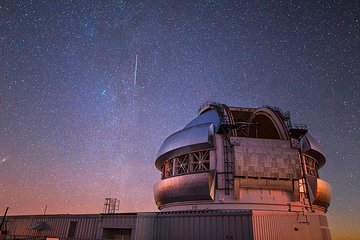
247, 107, 289, 140
153, 102, 332, 239
154, 103, 331, 212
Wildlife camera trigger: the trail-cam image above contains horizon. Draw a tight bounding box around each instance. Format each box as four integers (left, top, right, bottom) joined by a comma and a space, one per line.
1, 1, 359, 240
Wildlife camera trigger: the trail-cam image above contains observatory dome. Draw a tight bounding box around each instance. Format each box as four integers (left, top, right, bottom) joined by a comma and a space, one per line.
154, 102, 331, 213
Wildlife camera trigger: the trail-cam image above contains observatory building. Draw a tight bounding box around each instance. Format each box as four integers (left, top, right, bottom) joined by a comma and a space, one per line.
153, 102, 332, 239
1, 103, 331, 240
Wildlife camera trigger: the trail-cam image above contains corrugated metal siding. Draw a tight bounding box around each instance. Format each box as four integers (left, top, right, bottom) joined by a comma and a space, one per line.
98, 214, 137, 239
252, 212, 330, 240
153, 210, 253, 240
100, 214, 137, 228
3, 211, 330, 240
134, 213, 156, 240
5, 215, 99, 238
4, 214, 137, 239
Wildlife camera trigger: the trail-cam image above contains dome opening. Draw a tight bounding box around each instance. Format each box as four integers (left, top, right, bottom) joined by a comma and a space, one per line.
249, 114, 281, 139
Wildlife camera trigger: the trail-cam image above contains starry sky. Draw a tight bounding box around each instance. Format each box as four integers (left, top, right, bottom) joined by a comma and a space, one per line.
0, 1, 359, 239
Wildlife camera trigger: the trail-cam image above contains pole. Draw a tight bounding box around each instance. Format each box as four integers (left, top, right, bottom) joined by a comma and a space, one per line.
43, 205, 47, 215
0, 207, 9, 231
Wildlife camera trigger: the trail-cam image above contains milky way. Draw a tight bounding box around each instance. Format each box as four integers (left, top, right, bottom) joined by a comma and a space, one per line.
1, 1, 359, 239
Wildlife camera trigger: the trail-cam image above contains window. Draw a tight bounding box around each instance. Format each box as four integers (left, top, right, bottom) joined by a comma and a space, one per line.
161, 150, 210, 179
192, 151, 210, 171
304, 155, 319, 177
174, 154, 189, 175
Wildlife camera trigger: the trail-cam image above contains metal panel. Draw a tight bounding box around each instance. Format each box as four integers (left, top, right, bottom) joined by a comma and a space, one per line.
153, 171, 215, 208
156, 123, 215, 169
153, 210, 253, 240
314, 179, 332, 209
238, 178, 294, 191
252, 212, 330, 240
100, 214, 137, 229
184, 108, 221, 132
134, 215, 154, 240
301, 133, 326, 168
3, 210, 331, 240
3, 214, 137, 239
306, 176, 331, 209
233, 138, 301, 179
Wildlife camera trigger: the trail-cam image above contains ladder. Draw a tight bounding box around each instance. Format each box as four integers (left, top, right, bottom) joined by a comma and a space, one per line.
217, 105, 234, 195
223, 140, 234, 195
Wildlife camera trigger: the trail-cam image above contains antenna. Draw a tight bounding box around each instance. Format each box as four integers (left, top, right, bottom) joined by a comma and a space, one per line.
103, 198, 120, 214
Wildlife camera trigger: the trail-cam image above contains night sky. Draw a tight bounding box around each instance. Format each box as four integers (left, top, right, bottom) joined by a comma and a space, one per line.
1, 1, 359, 239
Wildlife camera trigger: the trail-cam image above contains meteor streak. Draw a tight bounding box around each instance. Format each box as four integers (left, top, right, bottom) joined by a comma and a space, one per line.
133, 54, 138, 86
